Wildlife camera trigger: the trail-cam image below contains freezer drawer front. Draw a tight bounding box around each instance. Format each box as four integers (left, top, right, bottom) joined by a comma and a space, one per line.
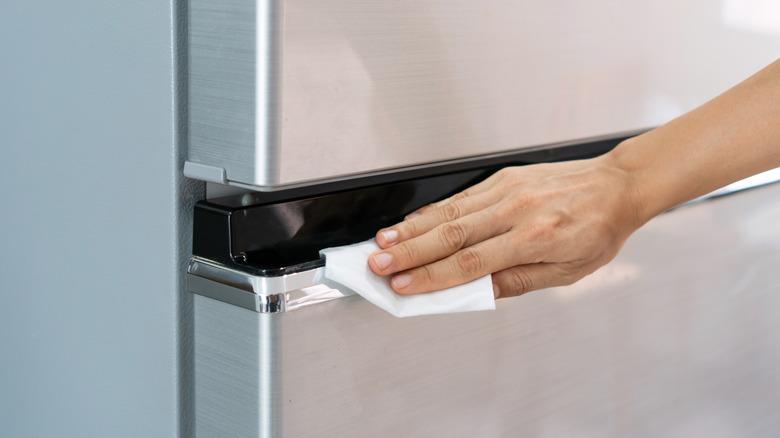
193, 185, 780, 437
188, 0, 780, 190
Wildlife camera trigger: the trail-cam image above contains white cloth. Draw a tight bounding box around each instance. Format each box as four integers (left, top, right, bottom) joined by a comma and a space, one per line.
317, 239, 495, 318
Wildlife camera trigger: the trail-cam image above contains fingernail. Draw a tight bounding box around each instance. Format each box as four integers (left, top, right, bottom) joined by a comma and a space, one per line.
404, 212, 420, 221
371, 252, 393, 270
391, 273, 412, 289
493, 284, 501, 299
380, 229, 399, 244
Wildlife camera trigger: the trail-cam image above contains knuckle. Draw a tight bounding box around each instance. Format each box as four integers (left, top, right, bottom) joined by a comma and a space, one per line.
494, 166, 518, 181
524, 214, 563, 243
506, 269, 534, 296
450, 192, 468, 201
494, 167, 510, 179
415, 205, 433, 215
418, 264, 436, 284
400, 220, 418, 237
500, 192, 534, 216
438, 222, 468, 250
521, 191, 542, 208
531, 223, 555, 242
395, 241, 419, 264
493, 199, 517, 220
454, 248, 484, 276
438, 202, 464, 222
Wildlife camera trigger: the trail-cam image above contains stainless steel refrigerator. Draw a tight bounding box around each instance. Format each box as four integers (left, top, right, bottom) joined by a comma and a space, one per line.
184, 1, 780, 436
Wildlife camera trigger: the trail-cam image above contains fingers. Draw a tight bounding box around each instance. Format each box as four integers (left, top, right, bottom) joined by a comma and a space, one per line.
372, 220, 586, 295
382, 235, 519, 295
491, 264, 576, 298
376, 189, 501, 248
369, 207, 505, 276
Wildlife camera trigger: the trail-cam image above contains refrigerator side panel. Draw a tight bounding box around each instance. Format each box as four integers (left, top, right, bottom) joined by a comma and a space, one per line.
0, 1, 189, 437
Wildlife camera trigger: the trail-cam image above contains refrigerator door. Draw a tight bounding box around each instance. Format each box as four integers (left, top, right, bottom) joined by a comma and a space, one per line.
187, 0, 780, 190
191, 182, 780, 437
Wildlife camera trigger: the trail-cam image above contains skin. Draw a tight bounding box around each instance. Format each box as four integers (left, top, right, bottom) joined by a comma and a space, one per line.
368, 58, 780, 299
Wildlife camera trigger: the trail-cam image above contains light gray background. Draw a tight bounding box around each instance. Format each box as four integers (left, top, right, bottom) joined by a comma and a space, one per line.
0, 1, 197, 437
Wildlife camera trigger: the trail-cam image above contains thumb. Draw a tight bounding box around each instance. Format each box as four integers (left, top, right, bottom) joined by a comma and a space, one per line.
491, 264, 571, 298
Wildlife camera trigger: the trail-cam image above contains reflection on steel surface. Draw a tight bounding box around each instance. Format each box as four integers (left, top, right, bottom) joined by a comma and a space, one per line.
189, 0, 780, 189
192, 181, 780, 437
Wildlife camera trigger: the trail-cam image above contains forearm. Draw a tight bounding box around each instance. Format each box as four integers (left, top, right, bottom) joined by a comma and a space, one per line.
606, 58, 780, 224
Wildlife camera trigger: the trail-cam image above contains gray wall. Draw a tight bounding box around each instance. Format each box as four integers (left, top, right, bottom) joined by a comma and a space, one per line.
0, 2, 196, 437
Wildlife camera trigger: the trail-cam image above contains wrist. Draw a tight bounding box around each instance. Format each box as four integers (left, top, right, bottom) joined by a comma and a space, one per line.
598, 138, 656, 228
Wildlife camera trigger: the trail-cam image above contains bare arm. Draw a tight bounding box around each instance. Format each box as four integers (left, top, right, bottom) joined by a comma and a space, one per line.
615, 59, 780, 220
367, 59, 780, 298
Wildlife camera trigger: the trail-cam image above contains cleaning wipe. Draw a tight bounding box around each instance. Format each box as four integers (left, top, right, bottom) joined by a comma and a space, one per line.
317, 239, 495, 318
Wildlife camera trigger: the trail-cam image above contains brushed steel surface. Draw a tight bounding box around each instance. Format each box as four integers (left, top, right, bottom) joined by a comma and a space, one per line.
195, 296, 281, 438
193, 183, 780, 437
188, 0, 780, 189
189, 0, 282, 185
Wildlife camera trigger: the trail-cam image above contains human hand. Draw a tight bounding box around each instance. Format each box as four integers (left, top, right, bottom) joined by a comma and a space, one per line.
367, 154, 646, 298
